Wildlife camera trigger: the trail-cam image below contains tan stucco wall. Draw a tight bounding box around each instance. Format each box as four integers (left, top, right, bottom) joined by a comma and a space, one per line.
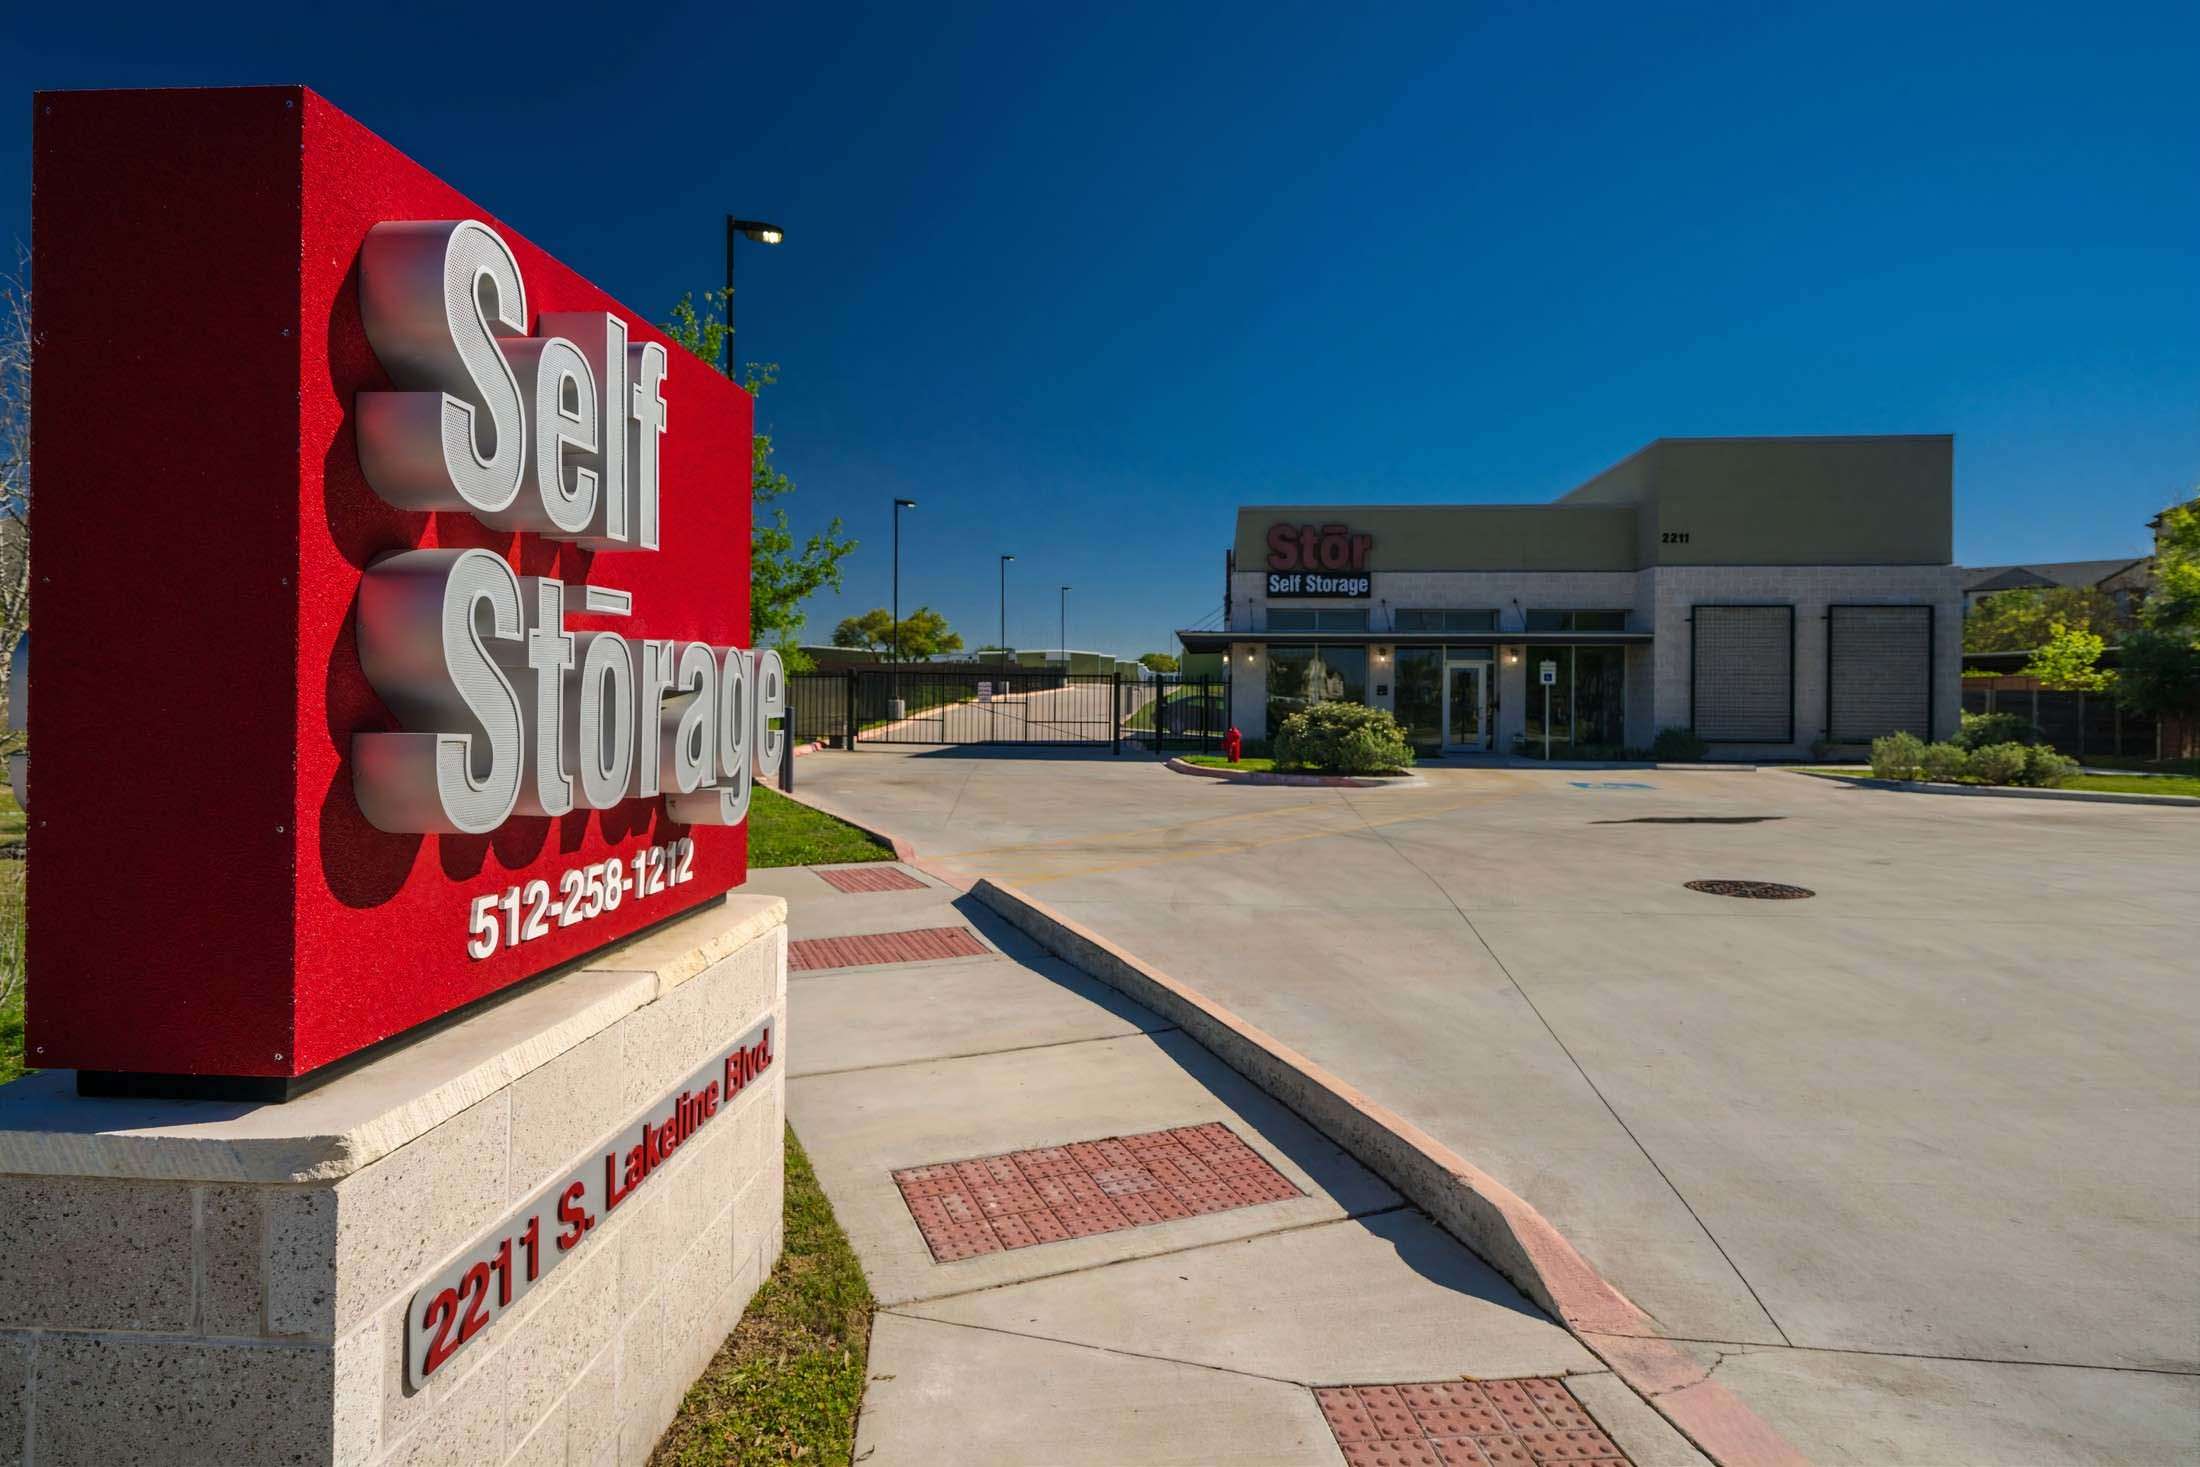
1236, 435, 1953, 576
1235, 505, 1640, 573
1640, 437, 1953, 567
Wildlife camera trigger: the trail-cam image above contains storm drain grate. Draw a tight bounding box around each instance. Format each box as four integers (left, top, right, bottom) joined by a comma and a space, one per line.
1315, 1377, 1633, 1465
893, 1123, 1302, 1262
1684, 879, 1814, 900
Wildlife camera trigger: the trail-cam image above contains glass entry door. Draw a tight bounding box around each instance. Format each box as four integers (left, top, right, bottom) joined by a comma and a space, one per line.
1444, 662, 1488, 750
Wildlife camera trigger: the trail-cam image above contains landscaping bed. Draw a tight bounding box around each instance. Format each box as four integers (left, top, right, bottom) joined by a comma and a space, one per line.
746, 785, 897, 868
651, 1128, 874, 1467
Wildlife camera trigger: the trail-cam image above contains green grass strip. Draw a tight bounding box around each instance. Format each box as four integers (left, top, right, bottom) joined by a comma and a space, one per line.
652, 1128, 876, 1466
746, 786, 895, 869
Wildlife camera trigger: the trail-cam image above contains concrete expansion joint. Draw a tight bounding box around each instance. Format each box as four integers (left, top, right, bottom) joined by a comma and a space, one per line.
890, 1204, 1411, 1312
795, 1025, 1183, 1080
877, 1308, 1320, 1390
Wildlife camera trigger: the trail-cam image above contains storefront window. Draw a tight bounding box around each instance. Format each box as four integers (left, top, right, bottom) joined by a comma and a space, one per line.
1526, 609, 1629, 631
1268, 608, 1370, 631
1394, 648, 1443, 748
1267, 645, 1314, 732
1318, 646, 1368, 705
1521, 646, 1627, 751
1573, 645, 1625, 746
1266, 644, 1368, 732
1395, 609, 1497, 632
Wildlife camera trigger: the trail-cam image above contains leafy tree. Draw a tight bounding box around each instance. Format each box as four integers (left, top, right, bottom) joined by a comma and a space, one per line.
1138, 652, 1179, 674
662, 289, 856, 671
0, 248, 28, 739
1963, 586, 2126, 653
2021, 621, 2114, 692
2115, 495, 2200, 737
831, 606, 962, 661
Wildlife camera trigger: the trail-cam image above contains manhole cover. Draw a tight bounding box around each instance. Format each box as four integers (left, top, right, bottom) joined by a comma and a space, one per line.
1685, 879, 1814, 899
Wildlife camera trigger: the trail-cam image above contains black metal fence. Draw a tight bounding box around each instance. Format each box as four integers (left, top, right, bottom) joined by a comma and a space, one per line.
783, 669, 1232, 753
1962, 682, 2158, 759
1124, 677, 1229, 754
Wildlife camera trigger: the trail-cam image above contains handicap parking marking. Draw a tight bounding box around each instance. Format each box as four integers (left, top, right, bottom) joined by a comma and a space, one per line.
1568, 780, 1656, 789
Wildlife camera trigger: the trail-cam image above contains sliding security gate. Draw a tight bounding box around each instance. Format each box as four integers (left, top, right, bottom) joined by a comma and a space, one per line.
785, 670, 1229, 752
856, 669, 1123, 747
1123, 677, 1228, 755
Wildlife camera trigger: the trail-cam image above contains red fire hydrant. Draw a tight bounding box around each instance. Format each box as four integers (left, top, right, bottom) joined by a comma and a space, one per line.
1223, 726, 1244, 764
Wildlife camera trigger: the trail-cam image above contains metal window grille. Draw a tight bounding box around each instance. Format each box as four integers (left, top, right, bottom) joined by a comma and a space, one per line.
1691, 605, 1793, 742
1827, 605, 1932, 743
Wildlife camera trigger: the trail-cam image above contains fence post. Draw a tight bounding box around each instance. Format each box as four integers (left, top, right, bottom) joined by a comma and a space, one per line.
1113, 673, 1122, 756
781, 713, 795, 791
846, 668, 859, 747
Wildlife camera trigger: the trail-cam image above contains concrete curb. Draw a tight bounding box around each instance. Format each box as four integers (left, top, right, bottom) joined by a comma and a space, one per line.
1162, 756, 1425, 788
1788, 769, 2199, 808
968, 874, 1810, 1467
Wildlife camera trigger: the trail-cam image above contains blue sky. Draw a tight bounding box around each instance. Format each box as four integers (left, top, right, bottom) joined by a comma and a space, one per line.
7, 2, 2195, 659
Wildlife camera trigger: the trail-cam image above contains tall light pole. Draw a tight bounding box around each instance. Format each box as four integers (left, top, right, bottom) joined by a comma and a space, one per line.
891, 499, 917, 662
998, 555, 1015, 665
1059, 585, 1072, 668
722, 218, 784, 381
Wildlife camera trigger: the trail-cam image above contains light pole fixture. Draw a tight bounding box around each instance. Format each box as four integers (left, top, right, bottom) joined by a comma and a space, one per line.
722, 217, 785, 380
1059, 585, 1071, 669
892, 499, 917, 662
999, 555, 1015, 665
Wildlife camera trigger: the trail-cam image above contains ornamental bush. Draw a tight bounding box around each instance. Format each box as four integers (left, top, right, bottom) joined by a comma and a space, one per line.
1272, 702, 1415, 774
1966, 741, 2030, 785
2018, 743, 2078, 787
1956, 710, 2040, 750
1650, 726, 1708, 761
1870, 731, 1926, 780
1917, 742, 1971, 782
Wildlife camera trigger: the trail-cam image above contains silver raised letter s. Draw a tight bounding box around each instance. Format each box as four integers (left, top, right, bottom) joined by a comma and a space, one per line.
357, 220, 529, 516
354, 549, 527, 834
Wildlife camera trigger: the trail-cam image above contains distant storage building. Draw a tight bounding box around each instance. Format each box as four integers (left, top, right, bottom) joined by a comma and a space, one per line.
1177, 435, 1963, 757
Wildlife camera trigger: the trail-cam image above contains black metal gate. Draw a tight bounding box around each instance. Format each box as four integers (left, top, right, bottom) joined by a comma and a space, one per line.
785, 668, 1230, 752
1124, 676, 1228, 755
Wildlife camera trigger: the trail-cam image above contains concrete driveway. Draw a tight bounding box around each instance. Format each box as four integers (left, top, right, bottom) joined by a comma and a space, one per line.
786, 747, 2200, 1466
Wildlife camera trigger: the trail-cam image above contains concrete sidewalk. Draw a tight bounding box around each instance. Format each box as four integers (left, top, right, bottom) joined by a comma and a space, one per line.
745, 860, 1710, 1466
786, 748, 2200, 1466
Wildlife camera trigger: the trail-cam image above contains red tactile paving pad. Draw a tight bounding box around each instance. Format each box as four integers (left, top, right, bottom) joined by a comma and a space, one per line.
788, 925, 989, 971
814, 864, 926, 894
892, 1124, 1302, 1262
1317, 1379, 1630, 1466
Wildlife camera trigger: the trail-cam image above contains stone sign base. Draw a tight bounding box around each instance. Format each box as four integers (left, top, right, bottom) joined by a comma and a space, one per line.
0, 893, 789, 1466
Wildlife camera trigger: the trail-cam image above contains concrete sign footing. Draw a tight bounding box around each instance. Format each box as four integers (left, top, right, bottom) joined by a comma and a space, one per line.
0, 894, 790, 1466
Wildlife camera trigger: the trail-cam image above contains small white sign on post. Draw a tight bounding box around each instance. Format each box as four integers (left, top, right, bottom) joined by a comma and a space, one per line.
1539, 661, 1557, 762
977, 681, 993, 704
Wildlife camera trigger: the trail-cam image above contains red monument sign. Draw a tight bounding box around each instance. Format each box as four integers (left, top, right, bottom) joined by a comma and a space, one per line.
30, 87, 769, 1092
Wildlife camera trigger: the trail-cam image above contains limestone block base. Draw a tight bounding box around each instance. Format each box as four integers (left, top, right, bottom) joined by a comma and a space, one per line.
0, 892, 789, 1467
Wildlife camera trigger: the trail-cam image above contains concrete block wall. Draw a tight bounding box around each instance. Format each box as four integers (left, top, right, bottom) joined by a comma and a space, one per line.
0, 895, 788, 1467
1648, 565, 1965, 756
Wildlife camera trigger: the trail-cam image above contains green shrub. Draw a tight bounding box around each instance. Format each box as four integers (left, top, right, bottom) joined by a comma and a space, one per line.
1870, 731, 1926, 779
1917, 742, 1971, 782
1956, 710, 2040, 749
1966, 741, 2030, 785
1650, 726, 1708, 761
2017, 744, 2078, 787
1272, 702, 1415, 774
